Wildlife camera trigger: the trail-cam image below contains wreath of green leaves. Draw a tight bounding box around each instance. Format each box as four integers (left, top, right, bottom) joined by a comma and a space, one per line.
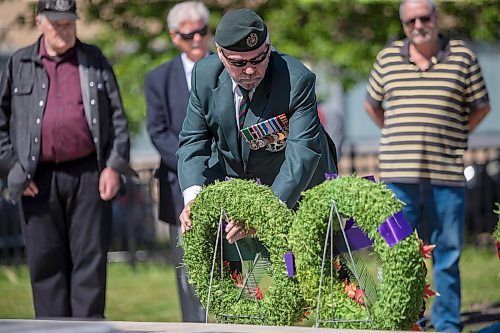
290, 176, 426, 330
182, 179, 307, 326
493, 203, 500, 241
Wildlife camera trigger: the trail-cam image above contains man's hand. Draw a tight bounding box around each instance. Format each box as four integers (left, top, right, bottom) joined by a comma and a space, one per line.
180, 200, 194, 233
225, 221, 256, 244
23, 181, 39, 197
99, 167, 120, 201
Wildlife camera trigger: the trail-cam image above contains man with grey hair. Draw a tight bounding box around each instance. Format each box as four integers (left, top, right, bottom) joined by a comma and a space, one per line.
144, 1, 210, 322
365, 0, 490, 331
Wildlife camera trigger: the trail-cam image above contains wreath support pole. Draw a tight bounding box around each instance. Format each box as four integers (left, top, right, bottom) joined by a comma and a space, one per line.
205, 208, 225, 323
207, 208, 266, 323
315, 200, 373, 327
314, 202, 334, 327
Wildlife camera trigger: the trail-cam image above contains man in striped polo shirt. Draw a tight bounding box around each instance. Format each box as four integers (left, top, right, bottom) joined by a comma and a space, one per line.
364, 0, 490, 331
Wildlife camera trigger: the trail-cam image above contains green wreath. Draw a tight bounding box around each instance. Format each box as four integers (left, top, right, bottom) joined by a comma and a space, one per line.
290, 175, 426, 330
182, 179, 307, 325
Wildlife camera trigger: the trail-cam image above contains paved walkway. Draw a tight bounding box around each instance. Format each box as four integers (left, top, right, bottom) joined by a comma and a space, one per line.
0, 319, 412, 333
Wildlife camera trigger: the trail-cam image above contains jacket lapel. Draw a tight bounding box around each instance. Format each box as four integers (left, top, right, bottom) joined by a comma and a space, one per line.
76, 46, 92, 129
172, 56, 190, 100
213, 71, 242, 162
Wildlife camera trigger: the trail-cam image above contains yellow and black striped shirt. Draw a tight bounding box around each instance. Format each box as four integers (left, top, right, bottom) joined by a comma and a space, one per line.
366, 38, 489, 186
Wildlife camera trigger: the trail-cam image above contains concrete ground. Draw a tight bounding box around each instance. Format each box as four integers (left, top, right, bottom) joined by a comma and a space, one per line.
0, 319, 416, 333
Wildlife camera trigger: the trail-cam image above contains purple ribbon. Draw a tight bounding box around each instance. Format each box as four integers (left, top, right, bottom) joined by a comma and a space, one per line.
335, 218, 372, 252
284, 251, 295, 277
324, 172, 338, 180
345, 217, 355, 229
344, 227, 372, 250
377, 211, 413, 248
362, 175, 376, 182
224, 176, 262, 185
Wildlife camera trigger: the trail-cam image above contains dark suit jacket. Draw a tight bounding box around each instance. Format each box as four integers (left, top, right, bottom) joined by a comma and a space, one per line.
177, 50, 337, 208
145, 55, 188, 224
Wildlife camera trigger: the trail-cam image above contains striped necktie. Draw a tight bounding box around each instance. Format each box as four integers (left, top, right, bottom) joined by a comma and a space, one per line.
238, 86, 250, 129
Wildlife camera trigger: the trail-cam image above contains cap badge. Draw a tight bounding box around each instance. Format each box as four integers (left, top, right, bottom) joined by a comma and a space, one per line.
55, 0, 72, 11
246, 33, 258, 48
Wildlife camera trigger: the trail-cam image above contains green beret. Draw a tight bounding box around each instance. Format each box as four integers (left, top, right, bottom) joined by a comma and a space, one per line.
215, 8, 268, 52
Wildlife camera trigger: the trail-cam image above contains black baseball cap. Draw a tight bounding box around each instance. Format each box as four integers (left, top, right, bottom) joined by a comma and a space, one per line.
37, 0, 79, 21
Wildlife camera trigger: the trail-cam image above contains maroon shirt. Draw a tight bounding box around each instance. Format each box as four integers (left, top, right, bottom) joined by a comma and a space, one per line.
39, 38, 95, 163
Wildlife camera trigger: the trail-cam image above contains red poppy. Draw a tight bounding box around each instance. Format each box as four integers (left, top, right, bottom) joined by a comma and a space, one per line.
343, 279, 357, 299
419, 239, 436, 259
231, 271, 244, 288
411, 322, 423, 331
354, 288, 365, 305
423, 284, 438, 299
254, 287, 263, 300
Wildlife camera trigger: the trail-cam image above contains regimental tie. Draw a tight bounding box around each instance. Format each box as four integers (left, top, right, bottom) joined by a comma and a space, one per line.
238, 86, 250, 130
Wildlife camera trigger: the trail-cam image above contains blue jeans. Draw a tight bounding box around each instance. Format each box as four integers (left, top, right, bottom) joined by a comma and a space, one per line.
386, 183, 465, 332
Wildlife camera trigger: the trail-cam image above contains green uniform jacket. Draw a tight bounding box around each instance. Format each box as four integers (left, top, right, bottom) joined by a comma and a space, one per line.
177, 50, 337, 208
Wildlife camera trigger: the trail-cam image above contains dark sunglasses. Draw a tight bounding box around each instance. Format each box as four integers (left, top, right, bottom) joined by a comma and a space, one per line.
221, 44, 270, 67
404, 15, 433, 27
176, 25, 208, 40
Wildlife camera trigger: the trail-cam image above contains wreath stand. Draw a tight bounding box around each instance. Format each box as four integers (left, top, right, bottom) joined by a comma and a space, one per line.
206, 208, 266, 323
315, 200, 373, 327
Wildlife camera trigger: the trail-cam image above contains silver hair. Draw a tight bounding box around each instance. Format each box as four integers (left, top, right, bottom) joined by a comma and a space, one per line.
399, 0, 436, 20
167, 1, 209, 32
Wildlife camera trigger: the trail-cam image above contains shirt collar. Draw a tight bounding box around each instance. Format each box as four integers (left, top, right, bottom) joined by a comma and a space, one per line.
401, 35, 450, 63
231, 80, 255, 98
39, 36, 77, 62
180, 53, 196, 74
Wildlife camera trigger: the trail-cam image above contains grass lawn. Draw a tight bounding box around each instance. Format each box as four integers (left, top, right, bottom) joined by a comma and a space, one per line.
0, 246, 498, 332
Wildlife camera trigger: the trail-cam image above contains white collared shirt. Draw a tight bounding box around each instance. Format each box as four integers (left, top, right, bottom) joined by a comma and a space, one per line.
182, 80, 254, 205
180, 53, 196, 92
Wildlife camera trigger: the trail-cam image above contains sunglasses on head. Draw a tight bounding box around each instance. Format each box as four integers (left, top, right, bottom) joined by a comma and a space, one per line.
176, 25, 208, 40
404, 15, 433, 27
221, 44, 270, 68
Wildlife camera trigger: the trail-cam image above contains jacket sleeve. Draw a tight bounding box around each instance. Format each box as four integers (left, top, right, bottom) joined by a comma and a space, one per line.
271, 72, 322, 208
0, 56, 18, 178
144, 69, 179, 173
100, 54, 131, 174
176, 63, 213, 192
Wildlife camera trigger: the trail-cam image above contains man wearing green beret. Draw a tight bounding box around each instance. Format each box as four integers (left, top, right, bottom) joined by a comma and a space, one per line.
177, 8, 337, 240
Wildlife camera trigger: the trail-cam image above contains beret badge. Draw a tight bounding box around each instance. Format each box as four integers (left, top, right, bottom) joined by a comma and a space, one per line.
246, 33, 259, 48
55, 0, 72, 11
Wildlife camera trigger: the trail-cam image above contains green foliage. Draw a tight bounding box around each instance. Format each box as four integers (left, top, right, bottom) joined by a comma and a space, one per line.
290, 176, 427, 330
185, 176, 427, 328
183, 179, 307, 326
75, 0, 500, 135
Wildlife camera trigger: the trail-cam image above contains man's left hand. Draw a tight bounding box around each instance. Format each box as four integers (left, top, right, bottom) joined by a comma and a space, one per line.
225, 221, 256, 244
99, 167, 120, 201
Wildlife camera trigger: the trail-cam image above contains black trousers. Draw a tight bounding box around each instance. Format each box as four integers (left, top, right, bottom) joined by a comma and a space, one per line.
169, 224, 205, 322
19, 155, 111, 318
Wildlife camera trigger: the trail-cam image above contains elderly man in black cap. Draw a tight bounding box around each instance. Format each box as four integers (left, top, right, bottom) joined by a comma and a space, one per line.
0, 0, 131, 317
178, 9, 337, 241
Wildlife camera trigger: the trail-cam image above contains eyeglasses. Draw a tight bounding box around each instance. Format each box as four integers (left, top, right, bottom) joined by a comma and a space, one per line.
220, 44, 270, 68
403, 15, 433, 27
176, 25, 208, 40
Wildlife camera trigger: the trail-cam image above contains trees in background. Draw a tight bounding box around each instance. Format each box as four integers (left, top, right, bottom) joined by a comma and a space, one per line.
4, 0, 499, 135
